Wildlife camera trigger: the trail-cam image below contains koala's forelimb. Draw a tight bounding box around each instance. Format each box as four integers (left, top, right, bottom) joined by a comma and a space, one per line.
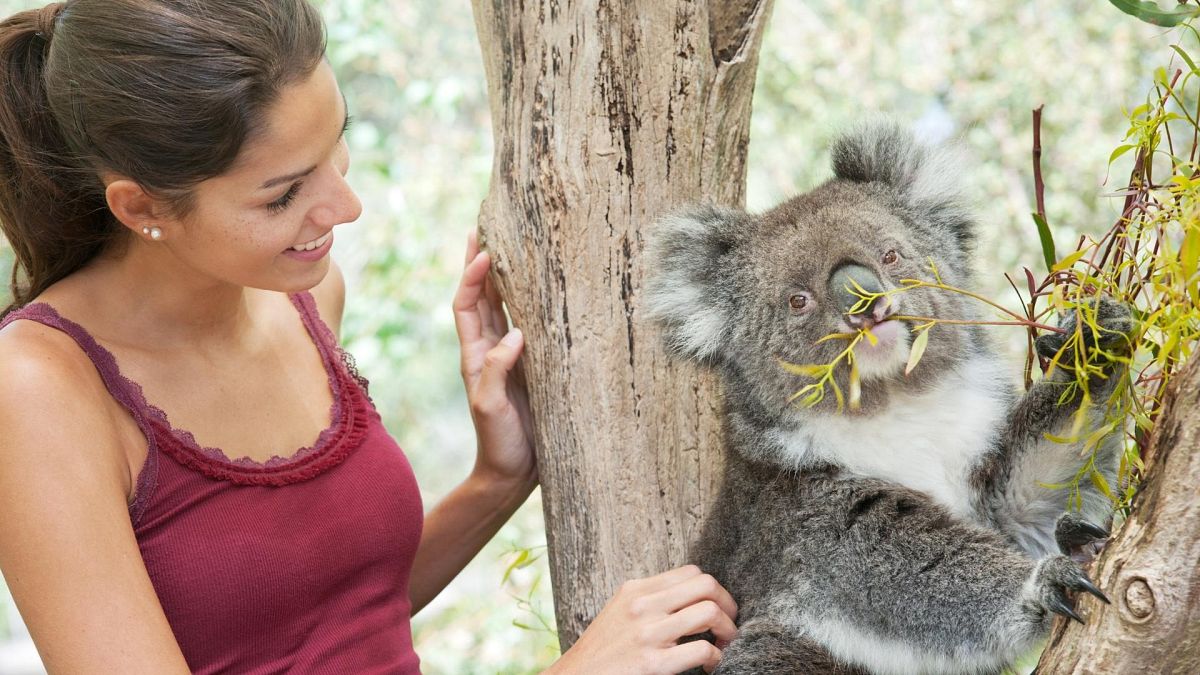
718, 471, 1088, 675
972, 301, 1132, 556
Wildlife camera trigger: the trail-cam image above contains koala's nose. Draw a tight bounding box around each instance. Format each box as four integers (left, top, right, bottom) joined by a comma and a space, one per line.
828, 263, 896, 329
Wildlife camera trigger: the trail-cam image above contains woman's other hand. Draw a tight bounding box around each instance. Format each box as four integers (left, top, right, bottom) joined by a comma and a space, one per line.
453, 229, 537, 490
548, 565, 738, 674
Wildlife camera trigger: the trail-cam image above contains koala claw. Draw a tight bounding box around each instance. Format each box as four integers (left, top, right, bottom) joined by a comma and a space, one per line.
1031, 555, 1109, 626
1054, 512, 1110, 561
1075, 574, 1111, 605
1036, 296, 1135, 363
1046, 594, 1085, 624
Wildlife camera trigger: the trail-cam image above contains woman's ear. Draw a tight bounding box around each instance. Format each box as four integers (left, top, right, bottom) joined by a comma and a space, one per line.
104, 177, 175, 240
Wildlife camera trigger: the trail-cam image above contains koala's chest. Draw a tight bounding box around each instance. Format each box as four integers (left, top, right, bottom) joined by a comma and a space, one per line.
778, 378, 1008, 519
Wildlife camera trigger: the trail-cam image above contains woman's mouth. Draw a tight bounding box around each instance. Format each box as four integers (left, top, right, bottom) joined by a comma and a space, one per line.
282, 231, 334, 261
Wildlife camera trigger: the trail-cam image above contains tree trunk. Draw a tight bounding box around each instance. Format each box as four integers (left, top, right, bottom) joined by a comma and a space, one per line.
1037, 355, 1200, 672
470, 0, 774, 649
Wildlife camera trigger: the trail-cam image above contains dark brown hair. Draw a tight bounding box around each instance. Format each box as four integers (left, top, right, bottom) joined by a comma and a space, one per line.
0, 0, 326, 317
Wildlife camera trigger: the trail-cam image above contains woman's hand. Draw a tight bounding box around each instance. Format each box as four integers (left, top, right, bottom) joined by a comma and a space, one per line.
548, 565, 738, 674
453, 230, 537, 490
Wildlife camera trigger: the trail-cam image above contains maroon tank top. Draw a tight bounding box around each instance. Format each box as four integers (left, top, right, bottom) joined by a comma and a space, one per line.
0, 293, 424, 674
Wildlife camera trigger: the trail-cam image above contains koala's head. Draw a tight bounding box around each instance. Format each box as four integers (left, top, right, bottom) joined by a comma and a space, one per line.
645, 121, 986, 416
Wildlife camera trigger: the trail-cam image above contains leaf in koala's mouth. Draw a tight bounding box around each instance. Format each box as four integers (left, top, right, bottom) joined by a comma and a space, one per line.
780, 330, 869, 412
848, 358, 862, 410
905, 326, 933, 376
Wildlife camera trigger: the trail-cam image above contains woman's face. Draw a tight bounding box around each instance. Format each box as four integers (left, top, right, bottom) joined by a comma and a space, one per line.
163, 60, 361, 293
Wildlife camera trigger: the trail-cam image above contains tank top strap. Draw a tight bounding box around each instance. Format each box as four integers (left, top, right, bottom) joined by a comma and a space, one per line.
288, 291, 373, 402
0, 302, 160, 523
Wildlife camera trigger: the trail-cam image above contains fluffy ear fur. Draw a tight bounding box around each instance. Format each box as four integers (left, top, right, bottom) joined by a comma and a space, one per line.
831, 118, 975, 248
644, 204, 744, 362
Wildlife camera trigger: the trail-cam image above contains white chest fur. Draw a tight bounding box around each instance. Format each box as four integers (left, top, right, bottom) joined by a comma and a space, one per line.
771, 359, 1011, 519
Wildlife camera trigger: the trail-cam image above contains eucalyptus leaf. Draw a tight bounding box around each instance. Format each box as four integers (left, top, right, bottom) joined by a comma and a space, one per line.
1032, 213, 1058, 275
905, 327, 931, 376
1108, 0, 1199, 27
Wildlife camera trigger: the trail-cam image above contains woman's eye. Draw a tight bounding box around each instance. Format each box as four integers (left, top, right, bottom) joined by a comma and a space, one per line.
788, 293, 810, 312
882, 249, 899, 265
267, 182, 303, 214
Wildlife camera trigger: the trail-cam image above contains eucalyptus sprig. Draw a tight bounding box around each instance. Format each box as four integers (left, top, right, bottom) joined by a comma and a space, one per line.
781, 330, 870, 411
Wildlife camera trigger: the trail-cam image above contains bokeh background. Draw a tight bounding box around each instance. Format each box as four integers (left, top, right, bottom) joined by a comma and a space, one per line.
0, 1, 1177, 672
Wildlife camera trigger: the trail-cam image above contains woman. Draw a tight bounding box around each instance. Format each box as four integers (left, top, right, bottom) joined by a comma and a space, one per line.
0, 1, 736, 673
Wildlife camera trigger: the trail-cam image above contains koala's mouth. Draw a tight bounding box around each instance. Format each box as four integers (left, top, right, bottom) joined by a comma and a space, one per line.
858, 319, 904, 348
852, 319, 913, 379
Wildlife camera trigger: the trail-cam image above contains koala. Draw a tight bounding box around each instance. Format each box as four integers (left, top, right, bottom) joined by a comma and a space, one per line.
645, 120, 1133, 675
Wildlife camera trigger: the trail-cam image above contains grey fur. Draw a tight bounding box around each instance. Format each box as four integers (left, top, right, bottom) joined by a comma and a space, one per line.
645, 122, 1128, 675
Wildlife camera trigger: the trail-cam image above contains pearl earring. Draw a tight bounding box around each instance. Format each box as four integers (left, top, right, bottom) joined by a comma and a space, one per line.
142, 226, 163, 241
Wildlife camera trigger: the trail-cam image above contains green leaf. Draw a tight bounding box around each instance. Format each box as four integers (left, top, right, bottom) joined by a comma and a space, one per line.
1183, 224, 1200, 303
1090, 470, 1114, 500
815, 332, 856, 345
502, 549, 531, 584
1044, 432, 1080, 444
905, 327, 931, 376
1032, 212, 1058, 275
1107, 144, 1137, 165
780, 361, 827, 378
1052, 248, 1088, 273
848, 361, 862, 410
1172, 44, 1200, 74
1108, 0, 1200, 26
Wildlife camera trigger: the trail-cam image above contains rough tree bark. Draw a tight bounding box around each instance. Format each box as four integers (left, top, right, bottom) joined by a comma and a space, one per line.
1037, 355, 1200, 672
470, 0, 774, 649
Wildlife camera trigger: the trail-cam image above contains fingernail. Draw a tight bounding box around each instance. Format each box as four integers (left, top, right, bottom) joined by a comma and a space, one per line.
501, 328, 522, 346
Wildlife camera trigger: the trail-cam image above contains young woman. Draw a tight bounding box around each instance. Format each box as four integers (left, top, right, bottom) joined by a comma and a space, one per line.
0, 1, 736, 673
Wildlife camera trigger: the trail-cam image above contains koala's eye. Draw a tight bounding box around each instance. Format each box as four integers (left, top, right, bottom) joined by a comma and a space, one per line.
882, 249, 899, 265
788, 293, 812, 314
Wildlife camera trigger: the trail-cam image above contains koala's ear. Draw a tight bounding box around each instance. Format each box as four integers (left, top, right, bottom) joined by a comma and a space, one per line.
644, 204, 743, 362
831, 118, 975, 248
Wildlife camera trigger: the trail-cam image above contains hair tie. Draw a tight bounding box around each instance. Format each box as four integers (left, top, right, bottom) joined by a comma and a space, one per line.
35, 2, 66, 41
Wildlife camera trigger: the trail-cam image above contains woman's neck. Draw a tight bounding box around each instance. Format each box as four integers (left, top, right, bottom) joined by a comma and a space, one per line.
48, 242, 262, 353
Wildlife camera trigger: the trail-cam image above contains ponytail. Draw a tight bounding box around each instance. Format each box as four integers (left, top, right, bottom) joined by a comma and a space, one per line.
0, 2, 114, 318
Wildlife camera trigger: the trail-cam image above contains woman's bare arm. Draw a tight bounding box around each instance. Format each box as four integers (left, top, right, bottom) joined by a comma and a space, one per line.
0, 323, 190, 674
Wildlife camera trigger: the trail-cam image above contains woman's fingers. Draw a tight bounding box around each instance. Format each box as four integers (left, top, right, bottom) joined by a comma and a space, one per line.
456, 231, 511, 347
625, 564, 706, 595
652, 600, 737, 646
475, 286, 502, 343
453, 251, 489, 341
558, 565, 736, 674
646, 569, 738, 621
663, 640, 724, 675
472, 329, 524, 416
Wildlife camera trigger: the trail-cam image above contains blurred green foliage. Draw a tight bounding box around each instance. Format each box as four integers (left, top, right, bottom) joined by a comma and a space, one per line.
0, 0, 1179, 673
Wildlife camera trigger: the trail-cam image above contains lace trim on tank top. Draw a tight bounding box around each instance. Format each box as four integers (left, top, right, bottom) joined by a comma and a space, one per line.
0, 293, 375, 489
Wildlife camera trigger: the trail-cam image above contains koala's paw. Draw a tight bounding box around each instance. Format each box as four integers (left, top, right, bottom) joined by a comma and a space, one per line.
1054, 512, 1110, 563
1026, 555, 1110, 625
1035, 296, 1135, 365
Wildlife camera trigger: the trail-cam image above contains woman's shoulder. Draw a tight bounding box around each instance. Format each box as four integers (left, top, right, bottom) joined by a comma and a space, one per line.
0, 312, 140, 501
0, 312, 108, 396
0, 312, 131, 471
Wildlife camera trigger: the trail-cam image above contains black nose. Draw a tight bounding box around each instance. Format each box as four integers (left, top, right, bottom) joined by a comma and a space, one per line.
828, 263, 895, 329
